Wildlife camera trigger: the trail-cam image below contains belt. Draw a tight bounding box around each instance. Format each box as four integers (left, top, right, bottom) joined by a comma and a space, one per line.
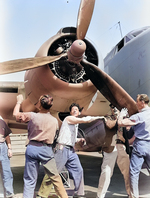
65, 145, 73, 149
29, 140, 52, 147
116, 139, 124, 144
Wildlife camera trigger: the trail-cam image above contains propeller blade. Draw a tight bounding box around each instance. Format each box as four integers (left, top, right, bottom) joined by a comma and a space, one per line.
0, 53, 67, 75
77, 0, 95, 40
81, 59, 138, 116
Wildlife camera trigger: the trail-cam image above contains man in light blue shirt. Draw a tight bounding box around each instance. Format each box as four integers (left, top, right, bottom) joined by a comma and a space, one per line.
118, 94, 150, 198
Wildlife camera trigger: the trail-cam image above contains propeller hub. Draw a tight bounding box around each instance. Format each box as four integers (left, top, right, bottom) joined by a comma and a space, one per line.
67, 40, 86, 64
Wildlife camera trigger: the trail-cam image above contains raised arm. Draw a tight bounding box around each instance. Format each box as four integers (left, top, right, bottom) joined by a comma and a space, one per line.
117, 108, 136, 127
67, 115, 106, 125
13, 94, 31, 123
118, 118, 136, 127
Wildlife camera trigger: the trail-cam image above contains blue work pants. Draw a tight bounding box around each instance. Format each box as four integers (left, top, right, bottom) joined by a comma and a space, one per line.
55, 146, 84, 195
23, 144, 54, 198
0, 142, 14, 197
130, 139, 150, 198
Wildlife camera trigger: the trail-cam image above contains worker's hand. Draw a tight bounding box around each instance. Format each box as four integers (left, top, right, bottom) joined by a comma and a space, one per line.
77, 138, 86, 147
8, 148, 13, 158
105, 119, 117, 129
119, 108, 128, 119
17, 94, 24, 104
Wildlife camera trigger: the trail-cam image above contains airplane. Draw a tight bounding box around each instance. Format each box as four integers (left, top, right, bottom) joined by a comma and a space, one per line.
0, 0, 138, 153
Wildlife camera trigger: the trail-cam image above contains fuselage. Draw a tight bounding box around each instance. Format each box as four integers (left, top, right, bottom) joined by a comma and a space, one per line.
104, 26, 150, 101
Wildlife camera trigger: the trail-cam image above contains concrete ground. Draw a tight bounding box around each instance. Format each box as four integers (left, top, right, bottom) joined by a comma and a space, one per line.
1, 152, 150, 198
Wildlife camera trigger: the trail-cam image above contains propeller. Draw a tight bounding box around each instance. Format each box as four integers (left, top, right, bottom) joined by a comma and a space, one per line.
67, 0, 95, 62
81, 59, 138, 116
74, 0, 138, 115
67, 0, 137, 114
77, 0, 95, 40
0, 53, 67, 75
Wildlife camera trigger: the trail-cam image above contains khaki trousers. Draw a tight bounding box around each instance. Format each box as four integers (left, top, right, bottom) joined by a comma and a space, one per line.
39, 158, 68, 198
97, 144, 131, 198
38, 174, 68, 198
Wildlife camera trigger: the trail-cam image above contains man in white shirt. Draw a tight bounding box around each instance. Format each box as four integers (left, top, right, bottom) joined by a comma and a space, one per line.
38, 103, 104, 197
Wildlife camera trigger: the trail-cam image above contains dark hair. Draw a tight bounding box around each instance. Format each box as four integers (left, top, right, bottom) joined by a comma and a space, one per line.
39, 94, 53, 109
69, 103, 83, 112
137, 94, 149, 104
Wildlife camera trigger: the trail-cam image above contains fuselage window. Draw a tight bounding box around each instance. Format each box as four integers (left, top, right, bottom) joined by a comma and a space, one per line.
117, 38, 124, 52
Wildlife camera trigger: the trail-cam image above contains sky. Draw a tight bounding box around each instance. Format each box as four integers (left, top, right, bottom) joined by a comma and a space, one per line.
0, 0, 150, 82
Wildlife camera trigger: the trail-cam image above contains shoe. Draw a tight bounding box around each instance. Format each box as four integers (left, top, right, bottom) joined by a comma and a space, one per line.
6, 194, 14, 198
6, 195, 20, 198
36, 195, 43, 198
36, 195, 54, 198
